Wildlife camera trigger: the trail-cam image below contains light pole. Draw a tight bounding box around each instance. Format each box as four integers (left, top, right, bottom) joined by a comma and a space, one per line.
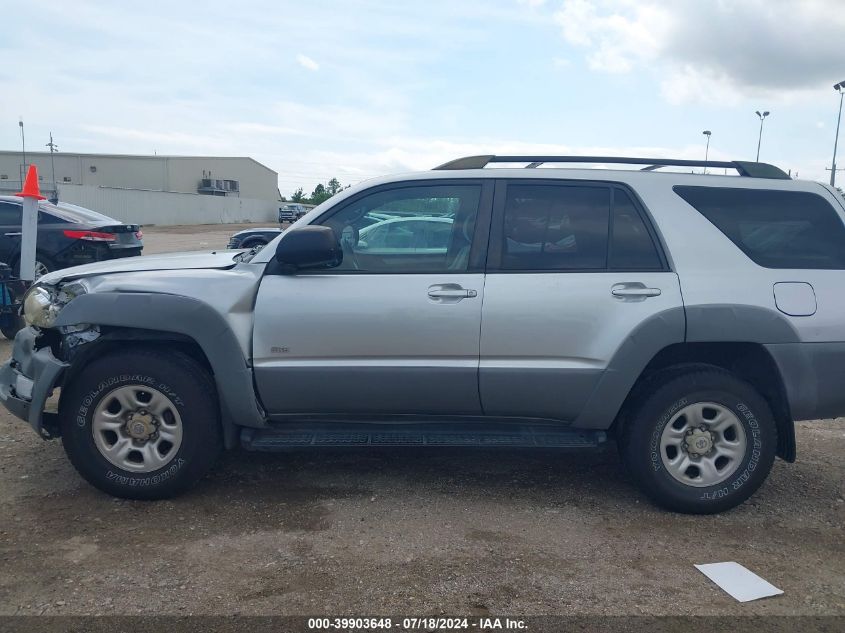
830, 81, 845, 187
702, 130, 711, 173
46, 132, 59, 204
755, 110, 770, 162
18, 118, 26, 184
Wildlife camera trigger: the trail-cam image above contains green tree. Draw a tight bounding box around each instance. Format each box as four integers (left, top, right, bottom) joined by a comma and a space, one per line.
290, 178, 347, 205
327, 177, 343, 196
310, 183, 331, 205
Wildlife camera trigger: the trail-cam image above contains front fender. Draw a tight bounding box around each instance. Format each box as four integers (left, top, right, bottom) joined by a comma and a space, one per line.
54, 292, 266, 436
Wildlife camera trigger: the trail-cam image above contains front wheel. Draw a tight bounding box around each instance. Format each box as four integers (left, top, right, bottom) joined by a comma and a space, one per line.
619, 366, 777, 514
59, 348, 222, 499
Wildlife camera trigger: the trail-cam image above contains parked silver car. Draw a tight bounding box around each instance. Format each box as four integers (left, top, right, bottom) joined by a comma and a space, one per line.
3, 154, 844, 513
357, 216, 453, 254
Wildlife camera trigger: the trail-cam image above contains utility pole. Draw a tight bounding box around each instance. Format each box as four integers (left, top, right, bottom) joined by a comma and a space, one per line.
46, 132, 59, 204
702, 130, 711, 173
830, 81, 845, 187
18, 118, 26, 185
755, 110, 770, 162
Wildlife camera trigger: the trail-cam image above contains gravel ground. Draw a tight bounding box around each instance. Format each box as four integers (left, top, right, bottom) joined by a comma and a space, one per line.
140, 222, 284, 254
0, 224, 843, 617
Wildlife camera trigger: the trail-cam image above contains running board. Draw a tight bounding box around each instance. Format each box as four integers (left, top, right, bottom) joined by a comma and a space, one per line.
241, 423, 606, 451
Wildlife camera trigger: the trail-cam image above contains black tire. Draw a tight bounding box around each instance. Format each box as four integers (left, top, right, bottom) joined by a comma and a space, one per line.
59, 348, 222, 500
0, 316, 24, 340
619, 365, 777, 514
13, 253, 55, 280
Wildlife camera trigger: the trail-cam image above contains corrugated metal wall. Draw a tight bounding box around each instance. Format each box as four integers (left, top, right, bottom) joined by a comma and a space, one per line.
56, 185, 277, 226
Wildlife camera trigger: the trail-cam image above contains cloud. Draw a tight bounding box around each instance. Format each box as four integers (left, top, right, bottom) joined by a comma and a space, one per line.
551, 0, 845, 103
295, 54, 320, 71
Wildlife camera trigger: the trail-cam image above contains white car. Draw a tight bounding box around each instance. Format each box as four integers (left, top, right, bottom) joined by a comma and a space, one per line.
357, 216, 453, 254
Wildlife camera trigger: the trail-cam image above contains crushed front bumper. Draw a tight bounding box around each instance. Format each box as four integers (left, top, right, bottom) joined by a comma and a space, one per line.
0, 327, 69, 437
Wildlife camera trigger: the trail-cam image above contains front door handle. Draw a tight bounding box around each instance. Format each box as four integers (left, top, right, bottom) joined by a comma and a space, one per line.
611, 283, 662, 299
4, 232, 21, 237
428, 284, 478, 302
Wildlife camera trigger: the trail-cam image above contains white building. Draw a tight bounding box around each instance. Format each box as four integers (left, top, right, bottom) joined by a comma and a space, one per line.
0, 151, 280, 225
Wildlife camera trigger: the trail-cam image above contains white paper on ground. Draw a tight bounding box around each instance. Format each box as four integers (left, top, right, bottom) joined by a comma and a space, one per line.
695, 562, 783, 602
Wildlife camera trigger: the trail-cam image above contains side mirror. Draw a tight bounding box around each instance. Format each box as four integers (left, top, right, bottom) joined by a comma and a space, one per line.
275, 226, 342, 272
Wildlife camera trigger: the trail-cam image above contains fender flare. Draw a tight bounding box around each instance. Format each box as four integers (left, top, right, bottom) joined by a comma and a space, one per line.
573, 306, 686, 429
54, 292, 267, 444
574, 304, 801, 427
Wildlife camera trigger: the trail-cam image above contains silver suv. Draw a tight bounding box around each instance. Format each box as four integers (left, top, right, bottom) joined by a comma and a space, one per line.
3, 155, 844, 514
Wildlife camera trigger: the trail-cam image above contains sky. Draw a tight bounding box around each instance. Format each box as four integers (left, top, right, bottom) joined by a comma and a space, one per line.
1, 0, 843, 196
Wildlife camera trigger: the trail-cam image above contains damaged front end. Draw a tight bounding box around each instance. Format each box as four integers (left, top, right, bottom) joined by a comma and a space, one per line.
0, 280, 101, 438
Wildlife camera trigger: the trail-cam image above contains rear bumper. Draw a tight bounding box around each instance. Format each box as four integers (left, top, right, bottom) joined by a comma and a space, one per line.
106, 244, 143, 257
0, 327, 68, 436
55, 242, 142, 268
766, 342, 845, 421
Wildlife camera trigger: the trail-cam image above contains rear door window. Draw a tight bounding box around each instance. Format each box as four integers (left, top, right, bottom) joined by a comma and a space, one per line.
490, 182, 665, 272
674, 186, 845, 269
499, 184, 610, 270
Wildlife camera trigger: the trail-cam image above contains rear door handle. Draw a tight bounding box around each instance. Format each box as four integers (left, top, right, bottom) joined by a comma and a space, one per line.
611, 283, 662, 299
4, 232, 21, 237
428, 284, 478, 302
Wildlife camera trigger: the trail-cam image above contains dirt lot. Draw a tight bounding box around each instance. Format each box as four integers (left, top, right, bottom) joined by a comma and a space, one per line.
140, 222, 283, 255
0, 224, 843, 617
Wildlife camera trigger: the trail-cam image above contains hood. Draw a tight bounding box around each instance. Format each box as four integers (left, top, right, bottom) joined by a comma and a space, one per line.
236, 228, 283, 235
38, 250, 242, 285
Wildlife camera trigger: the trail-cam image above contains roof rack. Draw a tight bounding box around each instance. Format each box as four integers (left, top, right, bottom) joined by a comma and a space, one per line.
433, 155, 790, 180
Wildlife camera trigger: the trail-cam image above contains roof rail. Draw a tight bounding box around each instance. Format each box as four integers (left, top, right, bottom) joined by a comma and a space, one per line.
432, 155, 791, 179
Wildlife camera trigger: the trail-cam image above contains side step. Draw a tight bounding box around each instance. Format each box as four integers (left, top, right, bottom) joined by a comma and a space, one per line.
241, 423, 606, 451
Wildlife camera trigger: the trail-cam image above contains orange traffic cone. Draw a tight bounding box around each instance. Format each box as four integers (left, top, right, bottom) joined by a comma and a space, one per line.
16, 164, 45, 200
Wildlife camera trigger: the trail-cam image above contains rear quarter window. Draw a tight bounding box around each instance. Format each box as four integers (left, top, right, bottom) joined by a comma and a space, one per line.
673, 186, 845, 270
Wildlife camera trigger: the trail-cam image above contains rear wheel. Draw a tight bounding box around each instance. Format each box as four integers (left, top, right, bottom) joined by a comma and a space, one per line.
59, 348, 222, 499
13, 254, 54, 280
619, 366, 777, 514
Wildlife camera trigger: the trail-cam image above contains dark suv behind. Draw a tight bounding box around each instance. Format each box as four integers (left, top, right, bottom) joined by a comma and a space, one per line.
278, 203, 307, 223
0, 196, 143, 278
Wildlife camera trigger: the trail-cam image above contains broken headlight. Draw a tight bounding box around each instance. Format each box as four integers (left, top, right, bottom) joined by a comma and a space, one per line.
23, 280, 89, 329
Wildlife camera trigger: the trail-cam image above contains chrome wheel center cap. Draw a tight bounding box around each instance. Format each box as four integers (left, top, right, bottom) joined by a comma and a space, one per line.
125, 411, 156, 440
685, 427, 714, 456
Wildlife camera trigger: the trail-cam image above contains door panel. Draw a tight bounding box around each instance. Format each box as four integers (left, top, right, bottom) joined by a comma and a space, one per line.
253, 273, 484, 414
252, 180, 493, 417
480, 272, 683, 420
480, 179, 684, 423
0, 201, 22, 264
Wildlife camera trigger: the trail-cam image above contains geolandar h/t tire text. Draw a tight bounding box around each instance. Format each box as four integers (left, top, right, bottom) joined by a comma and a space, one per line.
620, 366, 777, 514
59, 348, 222, 500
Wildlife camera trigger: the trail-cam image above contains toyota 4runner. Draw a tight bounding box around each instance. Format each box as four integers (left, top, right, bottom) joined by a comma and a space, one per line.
3, 155, 844, 514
